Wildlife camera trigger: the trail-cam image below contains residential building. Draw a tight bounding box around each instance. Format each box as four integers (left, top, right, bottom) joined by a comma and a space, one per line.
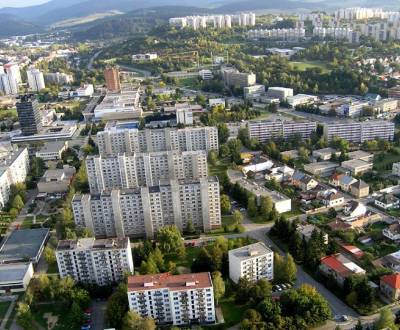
349, 180, 370, 198
0, 147, 29, 209
228, 242, 274, 284
71, 84, 94, 98
320, 190, 345, 207
320, 254, 366, 286
169, 13, 255, 29
35, 141, 68, 161
247, 120, 316, 143
312, 148, 340, 161
297, 224, 328, 244
104, 66, 121, 92
127, 272, 215, 325
0, 72, 18, 95
199, 70, 213, 80
27, 68, 45, 92
86, 151, 208, 193
393, 162, 400, 176
244, 85, 265, 99
323, 121, 395, 143
0, 263, 34, 294
337, 100, 369, 117
343, 201, 367, 219
37, 165, 76, 195
383, 221, 400, 241
176, 108, 194, 125
389, 86, 400, 100
348, 150, 374, 162
0, 228, 49, 264
72, 177, 221, 238
97, 126, 219, 156
56, 237, 134, 286
247, 28, 305, 41
378, 250, 400, 272
44, 72, 73, 85
132, 53, 158, 61
265, 87, 293, 101
380, 273, 400, 302
330, 174, 357, 191
221, 67, 256, 88
287, 94, 318, 108
374, 98, 398, 113
16, 94, 43, 136
341, 159, 373, 175
340, 245, 364, 259
374, 193, 400, 210
303, 161, 338, 176
4, 62, 21, 84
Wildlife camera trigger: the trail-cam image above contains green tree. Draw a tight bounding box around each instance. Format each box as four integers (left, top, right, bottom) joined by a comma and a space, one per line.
157, 225, 186, 257
16, 302, 34, 330
232, 210, 243, 224
283, 254, 297, 283
218, 123, 229, 144
208, 150, 218, 166
247, 196, 257, 218
106, 283, 129, 329
220, 194, 231, 214
139, 257, 159, 275
122, 311, 156, 330
212, 271, 225, 305
11, 194, 24, 210
374, 308, 396, 330
43, 246, 56, 266
259, 196, 273, 220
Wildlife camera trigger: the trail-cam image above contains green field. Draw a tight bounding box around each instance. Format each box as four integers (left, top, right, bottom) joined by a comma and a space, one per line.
220, 298, 247, 327
290, 61, 330, 74
0, 301, 11, 324
373, 149, 400, 172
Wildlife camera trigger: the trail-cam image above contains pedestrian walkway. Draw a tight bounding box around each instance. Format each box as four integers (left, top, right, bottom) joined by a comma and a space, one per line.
0, 296, 16, 329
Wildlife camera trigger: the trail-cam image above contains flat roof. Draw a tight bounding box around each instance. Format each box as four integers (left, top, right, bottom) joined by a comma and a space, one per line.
229, 242, 272, 260
37, 141, 67, 154
0, 228, 49, 263
342, 159, 372, 169
57, 237, 129, 251
347, 150, 373, 160
0, 263, 32, 283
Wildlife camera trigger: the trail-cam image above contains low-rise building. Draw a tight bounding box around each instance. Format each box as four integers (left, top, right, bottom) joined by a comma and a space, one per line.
265, 87, 293, 101
341, 159, 373, 175
320, 190, 345, 207
296, 224, 328, 244
347, 150, 374, 162
0, 263, 34, 294
287, 94, 318, 108
228, 242, 274, 283
349, 180, 370, 198
313, 148, 340, 161
56, 237, 134, 286
383, 221, 400, 241
35, 141, 68, 161
343, 201, 367, 219
37, 165, 76, 195
330, 173, 357, 191
244, 84, 265, 99
374, 193, 400, 210
380, 273, 400, 301
304, 161, 339, 176
127, 272, 215, 325
374, 98, 398, 113
320, 254, 366, 286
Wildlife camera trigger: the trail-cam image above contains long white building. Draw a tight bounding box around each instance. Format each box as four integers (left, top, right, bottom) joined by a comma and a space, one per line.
127, 272, 215, 325
169, 13, 255, 30
72, 177, 221, 238
27, 68, 45, 92
97, 125, 219, 156
86, 150, 208, 193
323, 121, 395, 143
56, 237, 134, 286
247, 28, 305, 41
247, 120, 317, 143
0, 147, 29, 209
229, 242, 274, 284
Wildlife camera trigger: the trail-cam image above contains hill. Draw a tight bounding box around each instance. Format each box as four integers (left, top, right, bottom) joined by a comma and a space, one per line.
0, 16, 44, 38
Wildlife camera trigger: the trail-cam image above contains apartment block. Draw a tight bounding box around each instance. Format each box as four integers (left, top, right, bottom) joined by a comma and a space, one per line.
247, 120, 317, 143
16, 95, 43, 136
104, 66, 121, 92
221, 67, 256, 88
127, 272, 215, 325
265, 87, 293, 101
72, 177, 221, 238
97, 126, 219, 156
0, 147, 29, 208
323, 121, 394, 143
228, 242, 274, 284
27, 68, 45, 92
56, 237, 134, 286
86, 150, 208, 193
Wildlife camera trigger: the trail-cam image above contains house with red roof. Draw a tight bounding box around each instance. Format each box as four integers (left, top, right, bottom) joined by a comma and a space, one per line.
320, 253, 366, 286
380, 273, 400, 301
340, 244, 364, 259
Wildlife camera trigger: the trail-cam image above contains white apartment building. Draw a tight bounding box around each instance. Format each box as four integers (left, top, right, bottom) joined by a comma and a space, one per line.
56, 237, 134, 286
3, 62, 21, 84
323, 121, 395, 143
44, 72, 73, 84
287, 94, 318, 108
247, 28, 305, 41
247, 120, 317, 143
0, 73, 18, 95
335, 7, 384, 20
176, 108, 194, 125
266, 87, 293, 101
313, 27, 360, 43
27, 68, 45, 92
132, 53, 158, 62
127, 272, 215, 325
229, 242, 274, 284
0, 147, 29, 209
221, 67, 256, 88
97, 126, 219, 156
244, 84, 265, 100
86, 150, 208, 193
72, 177, 221, 238
169, 13, 255, 30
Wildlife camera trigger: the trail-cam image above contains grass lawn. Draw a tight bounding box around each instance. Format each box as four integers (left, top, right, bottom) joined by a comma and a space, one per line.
373, 149, 400, 172
209, 158, 230, 178
32, 303, 74, 330
0, 301, 11, 324
282, 209, 303, 219
220, 298, 247, 327
21, 215, 49, 229
176, 77, 201, 89
47, 262, 59, 274
289, 60, 330, 74
165, 246, 204, 269
222, 215, 236, 226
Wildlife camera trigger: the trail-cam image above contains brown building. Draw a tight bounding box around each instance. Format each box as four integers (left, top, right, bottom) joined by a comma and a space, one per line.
104, 66, 121, 92
349, 180, 370, 198
380, 273, 400, 301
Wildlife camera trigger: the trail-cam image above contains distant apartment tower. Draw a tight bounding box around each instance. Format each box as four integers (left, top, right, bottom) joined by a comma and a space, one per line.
72, 177, 221, 238
127, 272, 216, 325
323, 121, 395, 143
0, 73, 18, 95
0, 147, 29, 208
44, 72, 73, 85
16, 95, 43, 136
96, 126, 219, 156
247, 120, 317, 143
86, 150, 208, 193
4, 62, 21, 84
56, 237, 134, 286
229, 242, 274, 283
104, 66, 121, 92
221, 67, 256, 88
27, 68, 45, 92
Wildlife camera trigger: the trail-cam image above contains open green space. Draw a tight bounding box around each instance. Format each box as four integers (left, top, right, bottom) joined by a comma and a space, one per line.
373, 148, 400, 172
175, 77, 201, 89
208, 158, 230, 178
289, 60, 330, 74
32, 303, 74, 330
0, 108, 17, 121
0, 301, 11, 324
165, 246, 203, 269
21, 215, 49, 229
220, 298, 247, 327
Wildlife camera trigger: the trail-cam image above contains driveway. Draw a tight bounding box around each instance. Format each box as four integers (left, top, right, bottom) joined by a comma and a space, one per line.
91, 300, 107, 330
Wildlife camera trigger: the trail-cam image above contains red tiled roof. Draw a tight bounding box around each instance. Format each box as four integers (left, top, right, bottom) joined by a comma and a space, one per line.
340, 244, 364, 259
381, 273, 400, 289
127, 272, 212, 292
320, 254, 351, 277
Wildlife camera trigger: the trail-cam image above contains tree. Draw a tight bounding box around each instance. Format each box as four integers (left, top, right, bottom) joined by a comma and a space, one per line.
11, 194, 24, 210
208, 150, 218, 166
191, 248, 213, 273
218, 123, 229, 144
43, 246, 56, 266
106, 283, 129, 329
374, 308, 396, 330
16, 302, 34, 330
157, 225, 185, 257
283, 254, 297, 283
212, 271, 225, 305
139, 257, 159, 275
355, 320, 363, 330
232, 210, 243, 224
220, 194, 231, 214
122, 311, 156, 330
247, 196, 257, 218
185, 219, 196, 235
259, 196, 273, 220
